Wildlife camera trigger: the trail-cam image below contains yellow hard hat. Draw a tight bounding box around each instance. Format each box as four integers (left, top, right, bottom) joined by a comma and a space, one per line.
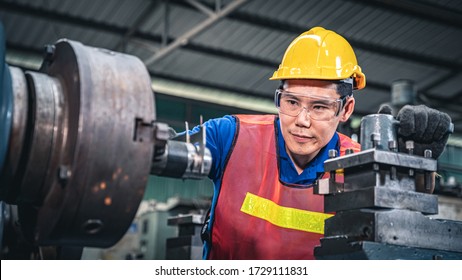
270, 27, 366, 90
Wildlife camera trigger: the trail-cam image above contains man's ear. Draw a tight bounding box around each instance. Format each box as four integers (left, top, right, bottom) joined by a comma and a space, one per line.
339, 97, 355, 123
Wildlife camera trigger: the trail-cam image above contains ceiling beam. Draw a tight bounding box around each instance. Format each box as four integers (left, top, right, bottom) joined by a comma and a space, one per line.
143, 0, 248, 66
186, 0, 216, 17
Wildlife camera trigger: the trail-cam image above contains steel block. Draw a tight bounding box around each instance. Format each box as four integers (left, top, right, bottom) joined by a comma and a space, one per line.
315, 237, 462, 260
324, 209, 462, 253
324, 187, 438, 214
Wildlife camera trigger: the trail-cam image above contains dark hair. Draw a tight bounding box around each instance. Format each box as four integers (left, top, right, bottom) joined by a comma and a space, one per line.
335, 81, 353, 97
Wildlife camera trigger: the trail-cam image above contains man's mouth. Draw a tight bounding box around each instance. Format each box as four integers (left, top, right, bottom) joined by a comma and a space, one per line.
290, 132, 314, 143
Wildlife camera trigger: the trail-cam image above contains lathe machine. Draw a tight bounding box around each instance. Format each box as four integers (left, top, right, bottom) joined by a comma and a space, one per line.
1, 33, 461, 259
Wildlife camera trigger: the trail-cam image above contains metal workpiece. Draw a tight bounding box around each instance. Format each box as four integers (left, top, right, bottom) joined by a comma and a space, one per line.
151, 123, 212, 179
152, 140, 188, 177
315, 237, 462, 260
317, 148, 438, 196
323, 209, 462, 253
314, 177, 343, 195
360, 114, 399, 151
119, 113, 213, 178
324, 187, 438, 214
323, 148, 437, 173
183, 141, 212, 179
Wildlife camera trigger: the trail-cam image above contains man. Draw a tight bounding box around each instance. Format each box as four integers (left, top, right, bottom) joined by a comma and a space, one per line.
189, 27, 451, 259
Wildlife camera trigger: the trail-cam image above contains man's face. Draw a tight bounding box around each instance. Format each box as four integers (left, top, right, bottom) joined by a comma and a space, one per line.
278, 80, 355, 166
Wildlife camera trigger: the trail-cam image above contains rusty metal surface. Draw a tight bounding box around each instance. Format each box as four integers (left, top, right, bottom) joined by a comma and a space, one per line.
29, 40, 155, 247
2, 38, 209, 255
0, 39, 155, 248
19, 72, 62, 205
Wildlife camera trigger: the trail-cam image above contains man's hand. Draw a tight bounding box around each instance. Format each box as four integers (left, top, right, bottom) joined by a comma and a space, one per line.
396, 105, 452, 159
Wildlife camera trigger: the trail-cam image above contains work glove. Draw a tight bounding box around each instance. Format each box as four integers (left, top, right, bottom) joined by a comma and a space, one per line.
395, 105, 452, 159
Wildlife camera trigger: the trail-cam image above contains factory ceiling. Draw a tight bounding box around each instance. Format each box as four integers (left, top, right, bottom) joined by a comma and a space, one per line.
1, 0, 462, 136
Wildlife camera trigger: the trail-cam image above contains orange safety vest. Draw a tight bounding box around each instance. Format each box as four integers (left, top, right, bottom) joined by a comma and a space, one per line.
207, 115, 360, 259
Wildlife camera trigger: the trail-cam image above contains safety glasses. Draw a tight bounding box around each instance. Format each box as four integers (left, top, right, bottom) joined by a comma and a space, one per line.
275, 89, 346, 121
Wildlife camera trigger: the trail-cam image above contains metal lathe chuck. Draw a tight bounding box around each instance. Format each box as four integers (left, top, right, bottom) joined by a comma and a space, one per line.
0, 39, 211, 259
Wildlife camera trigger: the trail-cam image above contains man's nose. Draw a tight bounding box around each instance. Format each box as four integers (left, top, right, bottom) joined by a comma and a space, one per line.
295, 107, 311, 127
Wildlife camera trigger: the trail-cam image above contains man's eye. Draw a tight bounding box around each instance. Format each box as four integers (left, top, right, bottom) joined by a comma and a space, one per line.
312, 101, 334, 110
288, 100, 298, 105
313, 105, 329, 110
284, 99, 299, 106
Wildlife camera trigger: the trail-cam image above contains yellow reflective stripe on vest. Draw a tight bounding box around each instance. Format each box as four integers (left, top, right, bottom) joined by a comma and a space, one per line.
240, 192, 333, 234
